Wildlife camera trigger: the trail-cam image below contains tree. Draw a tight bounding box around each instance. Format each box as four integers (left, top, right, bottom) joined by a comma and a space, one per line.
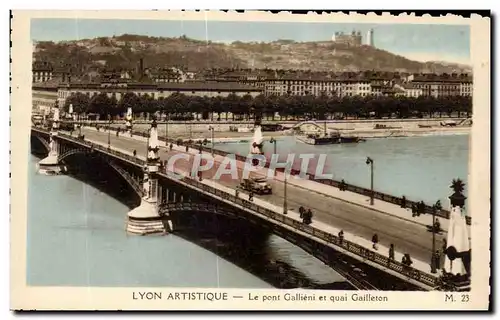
63, 92, 90, 114
88, 92, 116, 117
118, 92, 142, 116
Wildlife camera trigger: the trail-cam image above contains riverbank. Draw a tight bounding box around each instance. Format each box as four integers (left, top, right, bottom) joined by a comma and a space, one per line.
103, 122, 469, 142
101, 117, 469, 141
186, 126, 470, 143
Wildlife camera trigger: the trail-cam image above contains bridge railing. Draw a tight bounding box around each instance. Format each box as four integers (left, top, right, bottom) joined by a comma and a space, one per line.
56, 132, 146, 167
170, 174, 439, 289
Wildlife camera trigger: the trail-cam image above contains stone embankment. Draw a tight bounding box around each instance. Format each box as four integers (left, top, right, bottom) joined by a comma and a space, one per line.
101, 118, 470, 141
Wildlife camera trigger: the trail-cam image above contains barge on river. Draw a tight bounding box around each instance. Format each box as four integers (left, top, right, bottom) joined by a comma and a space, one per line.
297, 132, 365, 145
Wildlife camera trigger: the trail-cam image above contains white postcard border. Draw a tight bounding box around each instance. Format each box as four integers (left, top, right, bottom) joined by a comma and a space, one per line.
10, 10, 491, 311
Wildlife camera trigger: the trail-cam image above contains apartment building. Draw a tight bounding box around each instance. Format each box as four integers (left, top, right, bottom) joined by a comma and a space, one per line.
32, 61, 53, 83
51, 80, 263, 108
406, 73, 472, 98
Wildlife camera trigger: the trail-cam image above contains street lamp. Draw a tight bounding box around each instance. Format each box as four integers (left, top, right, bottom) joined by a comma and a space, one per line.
283, 160, 288, 215
165, 114, 169, 147
143, 128, 150, 158
270, 137, 278, 178
270, 137, 277, 156
208, 125, 215, 156
107, 114, 111, 149
78, 113, 82, 138
269, 137, 286, 214
431, 205, 437, 273
366, 157, 374, 205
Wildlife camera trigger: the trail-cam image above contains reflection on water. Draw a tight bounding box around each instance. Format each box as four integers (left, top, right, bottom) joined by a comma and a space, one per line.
27, 145, 349, 288
216, 135, 469, 212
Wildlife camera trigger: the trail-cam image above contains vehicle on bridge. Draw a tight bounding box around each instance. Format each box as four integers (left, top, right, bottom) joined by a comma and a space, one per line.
32, 114, 44, 125
45, 119, 74, 131
240, 177, 272, 195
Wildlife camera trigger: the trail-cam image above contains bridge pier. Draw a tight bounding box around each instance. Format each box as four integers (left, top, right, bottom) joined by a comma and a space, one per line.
37, 108, 66, 175
126, 120, 172, 235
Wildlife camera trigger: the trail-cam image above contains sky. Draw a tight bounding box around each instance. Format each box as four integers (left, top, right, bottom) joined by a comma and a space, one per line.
31, 19, 471, 65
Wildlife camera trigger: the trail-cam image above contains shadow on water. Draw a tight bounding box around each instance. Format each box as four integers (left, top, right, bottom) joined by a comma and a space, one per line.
171, 212, 354, 290
30, 138, 353, 290
31, 135, 140, 209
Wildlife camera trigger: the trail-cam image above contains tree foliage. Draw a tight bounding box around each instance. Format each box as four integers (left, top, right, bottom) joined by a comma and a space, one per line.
63, 92, 473, 120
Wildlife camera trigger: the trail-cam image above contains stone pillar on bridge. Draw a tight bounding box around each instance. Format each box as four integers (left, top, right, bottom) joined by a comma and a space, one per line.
68, 104, 77, 132
125, 107, 133, 137
127, 120, 172, 235
37, 108, 66, 175
442, 179, 471, 290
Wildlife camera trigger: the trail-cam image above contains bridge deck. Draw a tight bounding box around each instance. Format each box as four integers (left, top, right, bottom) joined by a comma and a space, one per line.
73, 127, 445, 276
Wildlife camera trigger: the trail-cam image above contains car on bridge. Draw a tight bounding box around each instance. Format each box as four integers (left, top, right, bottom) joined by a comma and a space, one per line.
240, 177, 273, 195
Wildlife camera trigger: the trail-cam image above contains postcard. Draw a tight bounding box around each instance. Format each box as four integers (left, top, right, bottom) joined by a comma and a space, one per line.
10, 10, 491, 311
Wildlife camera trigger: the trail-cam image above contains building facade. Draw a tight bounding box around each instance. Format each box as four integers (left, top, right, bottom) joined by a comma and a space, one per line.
406, 73, 471, 98
51, 80, 263, 109
332, 31, 362, 46
32, 61, 53, 83
32, 83, 59, 113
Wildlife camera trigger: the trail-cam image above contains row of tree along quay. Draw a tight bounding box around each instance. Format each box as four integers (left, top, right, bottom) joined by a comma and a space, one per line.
63, 91, 472, 121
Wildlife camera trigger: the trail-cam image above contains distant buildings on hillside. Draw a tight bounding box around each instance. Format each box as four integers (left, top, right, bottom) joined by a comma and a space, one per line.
31, 58, 473, 113
331, 29, 375, 47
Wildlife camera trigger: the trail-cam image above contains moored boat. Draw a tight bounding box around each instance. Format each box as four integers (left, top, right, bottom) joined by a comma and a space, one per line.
298, 131, 365, 145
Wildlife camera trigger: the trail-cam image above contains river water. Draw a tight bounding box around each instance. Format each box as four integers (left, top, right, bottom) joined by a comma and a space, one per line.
27, 153, 348, 288
215, 134, 470, 212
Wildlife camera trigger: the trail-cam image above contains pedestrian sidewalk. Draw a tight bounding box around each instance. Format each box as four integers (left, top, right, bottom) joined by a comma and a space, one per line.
80, 126, 464, 233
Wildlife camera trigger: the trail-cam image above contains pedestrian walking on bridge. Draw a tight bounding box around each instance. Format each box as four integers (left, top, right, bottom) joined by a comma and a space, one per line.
299, 206, 305, 218
303, 209, 313, 225
389, 243, 395, 261
372, 233, 379, 251
133, 149, 137, 157
433, 218, 441, 233
338, 230, 344, 245
402, 253, 413, 268
249, 192, 254, 202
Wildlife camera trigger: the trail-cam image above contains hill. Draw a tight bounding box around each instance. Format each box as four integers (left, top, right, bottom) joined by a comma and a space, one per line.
33, 34, 472, 74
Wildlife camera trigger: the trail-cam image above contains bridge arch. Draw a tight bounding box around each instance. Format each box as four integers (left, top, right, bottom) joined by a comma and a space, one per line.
107, 160, 144, 198
33, 135, 50, 152
158, 202, 389, 290
58, 148, 89, 162
158, 202, 238, 218
56, 145, 145, 199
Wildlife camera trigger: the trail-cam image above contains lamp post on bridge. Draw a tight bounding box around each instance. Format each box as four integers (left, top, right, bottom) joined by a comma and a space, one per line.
107, 114, 111, 149
366, 156, 374, 205
165, 114, 169, 147
208, 125, 215, 156
269, 137, 286, 214
78, 113, 82, 138
270, 137, 277, 156
143, 128, 151, 158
